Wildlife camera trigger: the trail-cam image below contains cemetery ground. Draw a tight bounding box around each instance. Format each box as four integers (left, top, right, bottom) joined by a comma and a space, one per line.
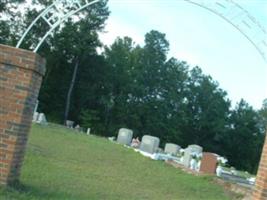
0, 124, 243, 200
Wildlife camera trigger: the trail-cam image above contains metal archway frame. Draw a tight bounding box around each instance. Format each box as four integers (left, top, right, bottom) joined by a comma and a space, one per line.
184, 0, 267, 61
17, 0, 267, 61
16, 0, 101, 52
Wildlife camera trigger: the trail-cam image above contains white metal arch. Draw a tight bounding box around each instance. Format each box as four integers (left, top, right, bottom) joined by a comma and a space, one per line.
184, 0, 267, 61
16, 0, 267, 62
16, 0, 101, 52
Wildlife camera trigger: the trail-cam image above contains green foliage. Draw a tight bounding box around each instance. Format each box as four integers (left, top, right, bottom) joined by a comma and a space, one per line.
223, 100, 264, 173
80, 109, 100, 131
258, 98, 267, 134
0, 0, 25, 45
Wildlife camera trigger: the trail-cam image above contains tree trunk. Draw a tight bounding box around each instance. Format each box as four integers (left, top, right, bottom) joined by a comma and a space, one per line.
64, 59, 79, 124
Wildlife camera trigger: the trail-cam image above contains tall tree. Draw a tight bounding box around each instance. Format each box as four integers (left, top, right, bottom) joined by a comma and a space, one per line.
182, 67, 231, 151
258, 98, 267, 134
223, 100, 264, 173
0, 0, 26, 45
37, 0, 110, 123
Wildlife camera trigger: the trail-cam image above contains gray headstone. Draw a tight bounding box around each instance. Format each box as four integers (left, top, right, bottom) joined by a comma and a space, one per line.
140, 135, 160, 154
187, 144, 203, 155
164, 143, 181, 155
117, 128, 133, 145
66, 120, 74, 128
37, 113, 47, 125
183, 147, 192, 167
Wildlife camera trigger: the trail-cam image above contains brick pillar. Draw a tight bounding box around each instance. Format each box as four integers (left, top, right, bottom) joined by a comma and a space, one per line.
0, 44, 46, 186
253, 132, 267, 199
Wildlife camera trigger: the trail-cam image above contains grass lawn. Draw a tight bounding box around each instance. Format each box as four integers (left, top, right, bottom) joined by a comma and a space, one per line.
0, 124, 236, 200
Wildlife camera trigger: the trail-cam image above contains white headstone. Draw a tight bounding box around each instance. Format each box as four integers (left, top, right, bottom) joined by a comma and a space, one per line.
164, 143, 181, 155
87, 128, 91, 135
117, 128, 133, 145
187, 144, 203, 155
139, 135, 160, 154
32, 112, 39, 122
37, 113, 47, 125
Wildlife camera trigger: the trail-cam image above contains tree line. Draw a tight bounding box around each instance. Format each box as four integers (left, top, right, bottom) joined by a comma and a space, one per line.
1, 0, 266, 173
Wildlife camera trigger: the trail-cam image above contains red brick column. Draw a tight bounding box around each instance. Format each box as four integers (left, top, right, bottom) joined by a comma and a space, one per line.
0, 44, 46, 186
253, 133, 267, 199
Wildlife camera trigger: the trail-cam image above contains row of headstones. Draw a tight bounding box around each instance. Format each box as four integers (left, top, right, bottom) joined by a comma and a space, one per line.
65, 120, 91, 134
117, 128, 218, 174
32, 112, 47, 125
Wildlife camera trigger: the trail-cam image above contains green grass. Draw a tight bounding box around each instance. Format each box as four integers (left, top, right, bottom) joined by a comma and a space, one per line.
0, 124, 235, 200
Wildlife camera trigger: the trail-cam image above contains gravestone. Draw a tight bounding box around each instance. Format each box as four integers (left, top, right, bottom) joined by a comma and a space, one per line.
183, 147, 192, 168
164, 143, 181, 155
187, 144, 203, 155
36, 113, 47, 125
87, 128, 91, 135
32, 112, 39, 122
140, 135, 160, 154
183, 144, 203, 168
117, 128, 133, 145
200, 152, 218, 174
66, 120, 74, 128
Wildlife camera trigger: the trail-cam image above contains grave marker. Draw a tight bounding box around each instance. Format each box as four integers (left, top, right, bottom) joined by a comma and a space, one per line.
200, 152, 218, 174
164, 143, 181, 155
183, 148, 192, 168
117, 128, 133, 145
87, 128, 91, 135
66, 120, 74, 128
140, 135, 160, 154
183, 144, 203, 168
188, 144, 203, 155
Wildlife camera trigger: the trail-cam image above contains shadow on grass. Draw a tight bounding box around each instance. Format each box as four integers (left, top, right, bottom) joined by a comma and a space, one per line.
1, 181, 80, 200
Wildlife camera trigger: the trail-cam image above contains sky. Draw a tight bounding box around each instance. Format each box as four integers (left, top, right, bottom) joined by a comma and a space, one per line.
98, 0, 267, 109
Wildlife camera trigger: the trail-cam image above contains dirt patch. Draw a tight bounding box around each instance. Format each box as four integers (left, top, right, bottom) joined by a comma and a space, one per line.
165, 160, 253, 200
214, 178, 253, 200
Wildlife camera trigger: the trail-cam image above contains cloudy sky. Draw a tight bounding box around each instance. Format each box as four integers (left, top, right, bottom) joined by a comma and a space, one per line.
98, 0, 267, 109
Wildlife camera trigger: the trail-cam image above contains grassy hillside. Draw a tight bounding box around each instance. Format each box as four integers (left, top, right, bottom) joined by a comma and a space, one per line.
0, 124, 234, 200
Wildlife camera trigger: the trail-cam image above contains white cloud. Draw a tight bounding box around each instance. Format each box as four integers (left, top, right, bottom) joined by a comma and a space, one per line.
99, 17, 144, 47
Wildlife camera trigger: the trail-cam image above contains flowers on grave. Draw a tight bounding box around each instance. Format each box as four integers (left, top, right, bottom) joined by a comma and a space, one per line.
191, 152, 202, 162
217, 156, 228, 167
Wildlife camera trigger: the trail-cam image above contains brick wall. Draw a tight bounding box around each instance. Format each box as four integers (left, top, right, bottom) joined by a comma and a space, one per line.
0, 44, 46, 186
253, 132, 267, 199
